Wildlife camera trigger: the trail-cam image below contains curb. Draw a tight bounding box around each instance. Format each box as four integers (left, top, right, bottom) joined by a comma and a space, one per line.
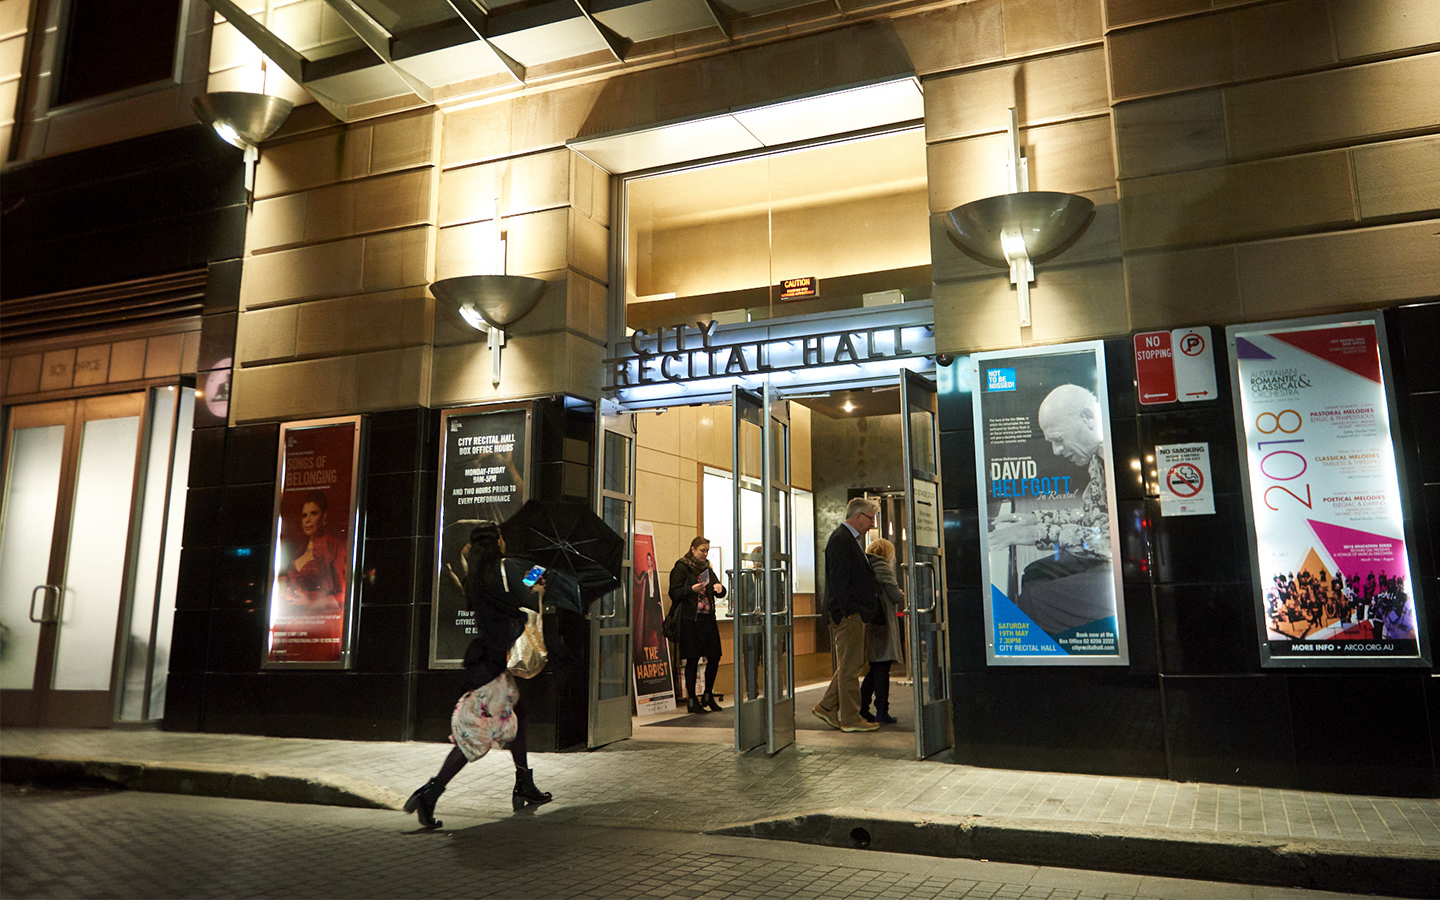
1, 755, 404, 812
711, 807, 1440, 899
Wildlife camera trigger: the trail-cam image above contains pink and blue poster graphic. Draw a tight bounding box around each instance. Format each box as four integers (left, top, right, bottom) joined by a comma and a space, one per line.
1230, 316, 1427, 665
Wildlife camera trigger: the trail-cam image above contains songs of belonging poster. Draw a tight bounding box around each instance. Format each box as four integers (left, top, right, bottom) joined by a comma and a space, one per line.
267, 418, 363, 666
1230, 316, 1428, 666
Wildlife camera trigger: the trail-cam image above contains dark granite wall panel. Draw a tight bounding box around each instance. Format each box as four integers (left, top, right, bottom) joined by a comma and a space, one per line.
1161, 675, 1298, 788
1288, 674, 1437, 797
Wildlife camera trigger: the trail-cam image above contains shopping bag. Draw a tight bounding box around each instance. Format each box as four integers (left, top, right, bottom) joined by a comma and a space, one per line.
506, 608, 547, 679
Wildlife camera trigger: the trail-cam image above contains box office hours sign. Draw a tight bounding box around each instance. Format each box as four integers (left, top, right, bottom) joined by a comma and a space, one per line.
431, 405, 532, 666
971, 342, 1128, 665
1229, 314, 1429, 668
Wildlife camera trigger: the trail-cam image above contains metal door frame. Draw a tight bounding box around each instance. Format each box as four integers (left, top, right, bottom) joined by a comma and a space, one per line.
762, 382, 795, 754
900, 369, 955, 758
0, 392, 149, 727
731, 387, 766, 751
589, 405, 636, 748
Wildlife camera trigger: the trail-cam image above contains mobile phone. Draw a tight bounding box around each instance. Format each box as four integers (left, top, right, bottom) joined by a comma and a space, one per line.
521, 564, 545, 587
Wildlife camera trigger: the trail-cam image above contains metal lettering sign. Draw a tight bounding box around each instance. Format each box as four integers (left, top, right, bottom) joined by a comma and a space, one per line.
607, 302, 936, 409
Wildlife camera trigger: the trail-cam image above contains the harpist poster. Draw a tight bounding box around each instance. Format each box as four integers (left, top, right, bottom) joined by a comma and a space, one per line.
971, 342, 1127, 665
1229, 314, 1429, 667
266, 417, 365, 667
631, 523, 675, 714
431, 404, 531, 666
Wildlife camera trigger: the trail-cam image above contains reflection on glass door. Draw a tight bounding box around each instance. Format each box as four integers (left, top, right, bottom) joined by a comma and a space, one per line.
0, 388, 189, 727
732, 387, 766, 751
900, 370, 954, 758
590, 410, 635, 748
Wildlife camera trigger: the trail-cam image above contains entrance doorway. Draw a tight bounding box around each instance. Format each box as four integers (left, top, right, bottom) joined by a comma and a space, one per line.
0, 387, 192, 727
627, 372, 953, 758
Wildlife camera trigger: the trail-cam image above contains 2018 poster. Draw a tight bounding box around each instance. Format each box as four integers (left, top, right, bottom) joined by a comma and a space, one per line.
631, 523, 675, 714
431, 405, 530, 666
971, 342, 1127, 665
1230, 315, 1429, 666
267, 417, 364, 667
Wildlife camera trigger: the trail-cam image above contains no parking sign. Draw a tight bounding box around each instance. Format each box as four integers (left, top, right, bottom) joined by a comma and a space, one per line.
1156, 442, 1215, 516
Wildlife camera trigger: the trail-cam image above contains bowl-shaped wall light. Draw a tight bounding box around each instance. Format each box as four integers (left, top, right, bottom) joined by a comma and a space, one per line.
431, 274, 548, 386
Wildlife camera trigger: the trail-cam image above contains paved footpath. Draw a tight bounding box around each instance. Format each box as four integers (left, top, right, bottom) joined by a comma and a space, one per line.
2, 727, 1437, 898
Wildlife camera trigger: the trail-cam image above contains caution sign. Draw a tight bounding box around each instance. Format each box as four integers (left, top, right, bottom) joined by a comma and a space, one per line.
1156, 442, 1214, 516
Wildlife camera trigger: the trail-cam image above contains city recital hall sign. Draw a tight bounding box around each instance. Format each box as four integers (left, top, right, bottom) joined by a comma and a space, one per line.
607, 301, 936, 408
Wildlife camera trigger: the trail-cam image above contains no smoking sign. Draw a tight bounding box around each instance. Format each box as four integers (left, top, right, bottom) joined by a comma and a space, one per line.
1166, 462, 1204, 498
1156, 443, 1214, 516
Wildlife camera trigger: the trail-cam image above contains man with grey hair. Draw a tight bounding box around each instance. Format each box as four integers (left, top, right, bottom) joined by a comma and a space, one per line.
988, 383, 1113, 638
812, 495, 883, 732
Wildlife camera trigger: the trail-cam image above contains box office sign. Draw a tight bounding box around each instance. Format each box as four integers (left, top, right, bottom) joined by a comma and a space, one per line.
266, 416, 366, 668
431, 405, 531, 666
1229, 314, 1429, 667
971, 342, 1128, 666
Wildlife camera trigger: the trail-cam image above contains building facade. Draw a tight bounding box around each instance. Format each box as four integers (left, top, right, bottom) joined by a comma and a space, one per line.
2, 0, 1437, 796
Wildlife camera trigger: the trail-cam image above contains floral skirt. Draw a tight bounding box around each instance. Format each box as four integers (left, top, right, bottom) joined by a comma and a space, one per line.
450, 672, 519, 761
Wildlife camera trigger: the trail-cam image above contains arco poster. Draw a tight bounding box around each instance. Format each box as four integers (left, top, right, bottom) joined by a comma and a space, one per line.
1229, 315, 1429, 667
971, 342, 1127, 665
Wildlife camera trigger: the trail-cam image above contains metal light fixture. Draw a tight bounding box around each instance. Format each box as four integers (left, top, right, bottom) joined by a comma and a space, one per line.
943, 109, 1094, 327
193, 91, 295, 203
431, 274, 547, 387
430, 202, 547, 387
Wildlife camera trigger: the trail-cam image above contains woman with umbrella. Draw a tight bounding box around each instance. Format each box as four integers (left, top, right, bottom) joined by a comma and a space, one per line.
668, 536, 728, 714
403, 522, 554, 829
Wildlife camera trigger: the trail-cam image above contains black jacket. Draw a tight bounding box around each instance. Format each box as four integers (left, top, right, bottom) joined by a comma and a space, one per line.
824, 523, 882, 625
668, 559, 727, 621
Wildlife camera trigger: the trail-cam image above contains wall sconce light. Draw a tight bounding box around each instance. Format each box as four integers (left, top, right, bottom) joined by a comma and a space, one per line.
943, 108, 1094, 327
431, 275, 547, 387
430, 202, 545, 387
192, 91, 295, 204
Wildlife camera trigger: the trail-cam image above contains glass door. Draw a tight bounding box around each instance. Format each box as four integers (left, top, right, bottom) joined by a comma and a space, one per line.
589, 408, 635, 748
900, 370, 954, 758
731, 387, 766, 751
0, 390, 184, 727
762, 382, 795, 754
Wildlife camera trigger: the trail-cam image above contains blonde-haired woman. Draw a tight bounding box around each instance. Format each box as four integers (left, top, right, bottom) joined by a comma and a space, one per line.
861, 538, 905, 724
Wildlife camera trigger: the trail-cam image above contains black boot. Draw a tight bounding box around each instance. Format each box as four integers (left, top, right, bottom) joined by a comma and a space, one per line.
403, 778, 444, 829
874, 704, 897, 725
513, 767, 553, 810
687, 696, 708, 714
703, 692, 722, 712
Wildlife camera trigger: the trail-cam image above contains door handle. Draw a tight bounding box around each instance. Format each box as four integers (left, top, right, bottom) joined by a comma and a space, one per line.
29, 585, 60, 624
912, 562, 939, 614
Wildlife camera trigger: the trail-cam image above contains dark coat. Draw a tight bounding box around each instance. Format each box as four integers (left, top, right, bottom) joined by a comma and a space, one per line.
668, 558, 728, 660
824, 522, 882, 625
667, 559, 727, 620
460, 557, 539, 691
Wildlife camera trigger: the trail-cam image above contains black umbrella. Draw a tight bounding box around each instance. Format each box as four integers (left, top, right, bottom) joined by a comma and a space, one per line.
501, 499, 623, 613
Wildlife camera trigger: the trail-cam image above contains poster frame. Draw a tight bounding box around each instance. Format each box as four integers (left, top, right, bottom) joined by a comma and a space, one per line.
1227, 312, 1431, 669
429, 401, 535, 669
971, 340, 1128, 666
263, 415, 367, 669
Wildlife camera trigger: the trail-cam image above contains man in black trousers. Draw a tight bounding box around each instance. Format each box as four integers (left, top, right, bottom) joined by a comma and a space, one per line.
812, 496, 882, 732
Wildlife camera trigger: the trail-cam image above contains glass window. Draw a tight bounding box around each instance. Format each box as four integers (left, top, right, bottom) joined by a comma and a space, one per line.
55, 0, 184, 106
623, 128, 930, 333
